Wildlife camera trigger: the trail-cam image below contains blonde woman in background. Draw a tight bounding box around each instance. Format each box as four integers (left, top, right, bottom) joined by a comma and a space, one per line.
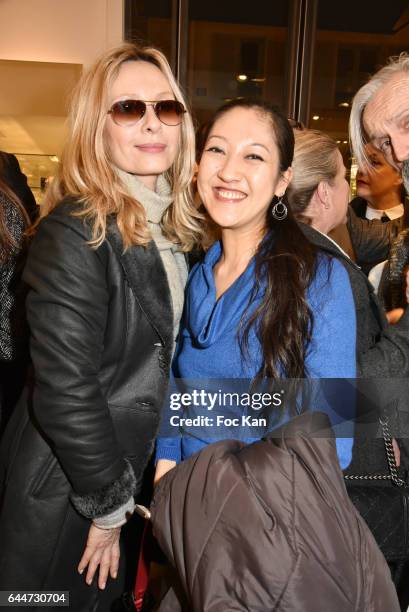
0, 42, 200, 611
286, 129, 409, 378
287, 128, 409, 607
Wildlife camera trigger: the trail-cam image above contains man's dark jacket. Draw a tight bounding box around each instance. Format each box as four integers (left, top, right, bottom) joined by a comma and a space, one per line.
151, 412, 399, 612
301, 224, 409, 474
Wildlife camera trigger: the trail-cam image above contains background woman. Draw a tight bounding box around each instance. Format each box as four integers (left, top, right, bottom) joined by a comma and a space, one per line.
0, 154, 34, 435
155, 99, 357, 480
352, 143, 405, 223
0, 42, 200, 610
286, 128, 409, 609
286, 129, 409, 378
352, 143, 407, 287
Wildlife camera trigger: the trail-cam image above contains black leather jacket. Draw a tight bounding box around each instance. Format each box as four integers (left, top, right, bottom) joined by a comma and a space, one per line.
0, 200, 173, 603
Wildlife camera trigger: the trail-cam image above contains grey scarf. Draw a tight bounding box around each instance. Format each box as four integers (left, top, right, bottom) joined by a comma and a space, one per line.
117, 169, 187, 341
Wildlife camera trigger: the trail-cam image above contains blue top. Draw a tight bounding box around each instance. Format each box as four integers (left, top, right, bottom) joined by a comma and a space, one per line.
156, 240, 357, 468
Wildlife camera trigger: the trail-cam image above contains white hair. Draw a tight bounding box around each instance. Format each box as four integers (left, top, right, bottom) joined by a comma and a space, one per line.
349, 53, 409, 169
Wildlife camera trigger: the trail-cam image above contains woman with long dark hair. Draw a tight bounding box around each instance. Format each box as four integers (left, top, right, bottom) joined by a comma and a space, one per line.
154, 99, 357, 480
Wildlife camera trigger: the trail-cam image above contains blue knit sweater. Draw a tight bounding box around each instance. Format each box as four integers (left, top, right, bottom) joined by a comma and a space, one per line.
156, 240, 357, 468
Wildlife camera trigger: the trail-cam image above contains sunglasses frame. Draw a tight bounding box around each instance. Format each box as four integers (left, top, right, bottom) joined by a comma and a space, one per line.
107, 99, 186, 127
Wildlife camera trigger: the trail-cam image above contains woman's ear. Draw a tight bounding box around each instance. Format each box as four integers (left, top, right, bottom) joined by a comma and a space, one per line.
316, 181, 330, 209
275, 167, 293, 197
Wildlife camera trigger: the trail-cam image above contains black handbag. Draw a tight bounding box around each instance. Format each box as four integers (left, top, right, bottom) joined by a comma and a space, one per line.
345, 417, 409, 562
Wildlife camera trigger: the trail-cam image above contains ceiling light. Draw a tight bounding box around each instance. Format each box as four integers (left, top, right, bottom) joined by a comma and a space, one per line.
339, 102, 350, 108
312, 115, 319, 121
343, 140, 348, 144
237, 74, 248, 82
251, 78, 266, 83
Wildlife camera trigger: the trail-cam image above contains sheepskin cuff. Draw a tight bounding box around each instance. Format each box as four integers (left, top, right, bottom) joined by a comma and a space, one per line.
70, 459, 137, 519
93, 496, 135, 529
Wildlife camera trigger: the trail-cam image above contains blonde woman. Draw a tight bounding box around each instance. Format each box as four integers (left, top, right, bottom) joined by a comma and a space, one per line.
0, 42, 200, 610
286, 128, 409, 598
286, 129, 409, 377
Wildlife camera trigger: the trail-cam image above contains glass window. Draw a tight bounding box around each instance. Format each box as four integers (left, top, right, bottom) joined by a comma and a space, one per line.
187, 0, 290, 128
124, 0, 174, 62
311, 0, 409, 184
15, 154, 59, 204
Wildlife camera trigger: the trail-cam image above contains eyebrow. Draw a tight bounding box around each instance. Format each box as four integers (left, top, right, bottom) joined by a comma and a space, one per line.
207, 135, 270, 152
370, 133, 388, 143
207, 135, 227, 141
393, 109, 409, 122
396, 112, 409, 128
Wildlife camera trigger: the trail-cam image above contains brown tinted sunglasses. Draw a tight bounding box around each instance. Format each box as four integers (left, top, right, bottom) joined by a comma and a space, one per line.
108, 99, 186, 127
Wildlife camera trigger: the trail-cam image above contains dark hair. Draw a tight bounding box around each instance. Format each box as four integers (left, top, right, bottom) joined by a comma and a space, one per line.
0, 155, 30, 260
202, 98, 318, 378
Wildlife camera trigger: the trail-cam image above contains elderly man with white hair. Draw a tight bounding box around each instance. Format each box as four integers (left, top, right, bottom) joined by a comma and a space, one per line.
350, 54, 409, 321
350, 55, 409, 612
350, 53, 409, 190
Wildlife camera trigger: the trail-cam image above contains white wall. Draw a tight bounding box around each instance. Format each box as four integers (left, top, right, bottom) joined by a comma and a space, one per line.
0, 0, 124, 173
0, 0, 123, 66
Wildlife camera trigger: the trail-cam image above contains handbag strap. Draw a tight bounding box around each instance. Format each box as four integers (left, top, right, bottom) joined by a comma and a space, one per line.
344, 417, 405, 487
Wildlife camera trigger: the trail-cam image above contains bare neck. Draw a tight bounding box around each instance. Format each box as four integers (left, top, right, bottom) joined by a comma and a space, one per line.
309, 218, 331, 235
214, 226, 265, 298
366, 192, 401, 211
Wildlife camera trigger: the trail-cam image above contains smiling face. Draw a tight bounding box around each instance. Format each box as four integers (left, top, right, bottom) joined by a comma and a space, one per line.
356, 144, 402, 208
197, 107, 291, 235
104, 60, 181, 190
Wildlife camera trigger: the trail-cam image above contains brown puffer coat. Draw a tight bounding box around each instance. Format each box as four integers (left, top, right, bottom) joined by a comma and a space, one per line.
151, 412, 399, 611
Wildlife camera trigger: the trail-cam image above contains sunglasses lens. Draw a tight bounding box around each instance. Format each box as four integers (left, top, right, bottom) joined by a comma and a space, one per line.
111, 100, 146, 126
156, 100, 185, 125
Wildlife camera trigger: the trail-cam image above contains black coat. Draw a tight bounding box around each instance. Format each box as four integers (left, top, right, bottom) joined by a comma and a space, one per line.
0, 200, 173, 609
347, 202, 404, 274
301, 224, 409, 475
152, 412, 399, 612
301, 224, 409, 377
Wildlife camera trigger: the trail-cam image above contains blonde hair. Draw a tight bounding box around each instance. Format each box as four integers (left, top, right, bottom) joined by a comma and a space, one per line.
286, 129, 338, 222
40, 42, 201, 250
350, 53, 409, 170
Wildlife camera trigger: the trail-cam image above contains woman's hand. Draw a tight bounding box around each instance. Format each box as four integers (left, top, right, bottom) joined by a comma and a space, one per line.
78, 524, 121, 590
154, 459, 176, 486
386, 308, 405, 324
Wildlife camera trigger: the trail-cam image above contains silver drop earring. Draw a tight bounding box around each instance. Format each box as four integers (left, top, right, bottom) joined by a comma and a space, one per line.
271, 197, 288, 221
